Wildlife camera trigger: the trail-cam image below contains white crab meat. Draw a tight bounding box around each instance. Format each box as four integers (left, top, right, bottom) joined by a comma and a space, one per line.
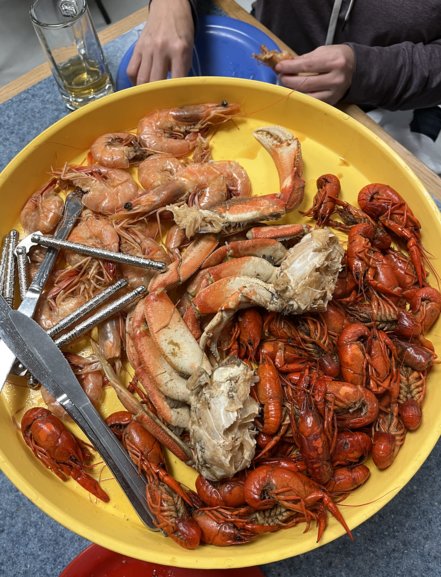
198, 228, 344, 356
187, 357, 258, 481
273, 227, 344, 313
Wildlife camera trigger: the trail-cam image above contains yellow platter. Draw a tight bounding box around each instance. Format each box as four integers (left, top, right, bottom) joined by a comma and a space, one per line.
1, 77, 441, 568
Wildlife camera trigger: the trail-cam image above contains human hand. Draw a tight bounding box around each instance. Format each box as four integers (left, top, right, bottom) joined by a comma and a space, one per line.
275, 45, 355, 105
127, 0, 195, 85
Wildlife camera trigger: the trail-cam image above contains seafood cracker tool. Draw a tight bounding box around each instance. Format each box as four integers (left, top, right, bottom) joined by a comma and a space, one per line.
12, 279, 130, 378
18, 232, 167, 272
0, 191, 83, 392
0, 294, 157, 531
19, 282, 146, 384
2, 230, 19, 306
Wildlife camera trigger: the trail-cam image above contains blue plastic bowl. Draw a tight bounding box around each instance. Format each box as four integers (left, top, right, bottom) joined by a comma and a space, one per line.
116, 14, 280, 90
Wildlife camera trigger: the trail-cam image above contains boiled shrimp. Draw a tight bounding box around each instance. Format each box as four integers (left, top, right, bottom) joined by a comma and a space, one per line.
116, 218, 171, 288
20, 177, 65, 234
65, 211, 120, 268
138, 154, 184, 190
58, 165, 141, 215
97, 317, 124, 374
34, 289, 88, 331
210, 160, 252, 198
89, 132, 146, 168
137, 101, 240, 157
178, 162, 229, 208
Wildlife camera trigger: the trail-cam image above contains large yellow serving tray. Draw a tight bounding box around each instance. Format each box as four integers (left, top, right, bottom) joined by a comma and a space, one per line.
1, 77, 440, 568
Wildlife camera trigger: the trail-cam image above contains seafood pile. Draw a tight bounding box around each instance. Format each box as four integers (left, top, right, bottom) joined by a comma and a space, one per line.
12, 101, 440, 550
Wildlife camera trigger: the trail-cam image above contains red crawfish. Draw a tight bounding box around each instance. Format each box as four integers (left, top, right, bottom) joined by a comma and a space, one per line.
331, 431, 372, 466
326, 464, 371, 494
21, 407, 109, 502
323, 377, 379, 429
256, 350, 284, 436
337, 322, 370, 388
243, 463, 353, 542
302, 173, 341, 226
106, 411, 201, 549
371, 404, 406, 470
192, 507, 257, 546
195, 473, 246, 508
358, 183, 426, 286
287, 377, 334, 485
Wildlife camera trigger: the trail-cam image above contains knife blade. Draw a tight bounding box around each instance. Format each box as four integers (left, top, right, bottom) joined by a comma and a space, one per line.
0, 295, 156, 530
0, 190, 83, 392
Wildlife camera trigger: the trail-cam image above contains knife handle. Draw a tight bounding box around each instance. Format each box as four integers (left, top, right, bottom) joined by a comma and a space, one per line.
63, 398, 157, 530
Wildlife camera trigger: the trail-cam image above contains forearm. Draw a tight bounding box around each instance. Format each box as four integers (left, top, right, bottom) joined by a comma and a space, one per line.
345, 41, 441, 110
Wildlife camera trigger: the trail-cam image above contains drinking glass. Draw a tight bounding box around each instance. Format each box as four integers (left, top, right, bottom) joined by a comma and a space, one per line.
30, 0, 114, 110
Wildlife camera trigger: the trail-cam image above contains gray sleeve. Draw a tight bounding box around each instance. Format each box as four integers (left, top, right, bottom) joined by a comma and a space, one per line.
344, 40, 441, 110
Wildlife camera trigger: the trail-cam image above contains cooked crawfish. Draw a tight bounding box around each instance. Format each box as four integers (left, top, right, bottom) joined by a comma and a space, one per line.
21, 407, 109, 502
358, 183, 427, 285
288, 380, 333, 485
302, 173, 341, 226
371, 404, 406, 470
243, 464, 353, 541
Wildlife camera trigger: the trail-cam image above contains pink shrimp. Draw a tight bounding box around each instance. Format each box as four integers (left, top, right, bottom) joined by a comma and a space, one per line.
137, 101, 240, 157
20, 177, 65, 234
137, 154, 184, 190
89, 132, 146, 168
58, 164, 141, 215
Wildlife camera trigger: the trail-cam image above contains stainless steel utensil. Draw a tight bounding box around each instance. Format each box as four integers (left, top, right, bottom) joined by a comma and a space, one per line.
0, 294, 156, 530
3, 230, 19, 306
0, 191, 83, 392
27, 232, 167, 272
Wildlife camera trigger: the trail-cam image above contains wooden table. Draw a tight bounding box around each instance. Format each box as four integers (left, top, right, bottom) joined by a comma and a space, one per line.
1, 0, 441, 203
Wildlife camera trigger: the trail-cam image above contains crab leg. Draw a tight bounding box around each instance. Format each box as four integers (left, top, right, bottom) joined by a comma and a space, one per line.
144, 290, 212, 377
91, 340, 192, 463
202, 238, 288, 268
126, 301, 190, 429
186, 255, 277, 296
148, 234, 218, 292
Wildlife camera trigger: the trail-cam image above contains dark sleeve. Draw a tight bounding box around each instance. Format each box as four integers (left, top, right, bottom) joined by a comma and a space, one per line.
344, 40, 441, 110
147, 0, 199, 23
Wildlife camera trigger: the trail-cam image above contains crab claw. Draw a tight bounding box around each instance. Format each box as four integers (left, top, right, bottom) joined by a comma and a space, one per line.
253, 125, 305, 210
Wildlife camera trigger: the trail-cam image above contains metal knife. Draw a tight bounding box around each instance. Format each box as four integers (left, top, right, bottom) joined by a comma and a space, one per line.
0, 295, 156, 530
0, 190, 83, 392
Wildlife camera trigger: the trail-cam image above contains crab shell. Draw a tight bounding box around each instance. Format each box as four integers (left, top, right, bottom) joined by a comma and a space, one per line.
187, 357, 259, 481
273, 227, 345, 314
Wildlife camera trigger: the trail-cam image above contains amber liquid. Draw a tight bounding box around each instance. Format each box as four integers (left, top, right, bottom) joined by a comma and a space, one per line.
56, 56, 113, 108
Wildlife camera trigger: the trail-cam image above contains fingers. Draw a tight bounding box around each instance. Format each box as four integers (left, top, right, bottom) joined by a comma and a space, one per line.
276, 56, 329, 76
279, 71, 347, 105
125, 0, 195, 85
149, 55, 172, 83
126, 50, 144, 85
126, 37, 193, 84
276, 45, 355, 105
170, 50, 193, 79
